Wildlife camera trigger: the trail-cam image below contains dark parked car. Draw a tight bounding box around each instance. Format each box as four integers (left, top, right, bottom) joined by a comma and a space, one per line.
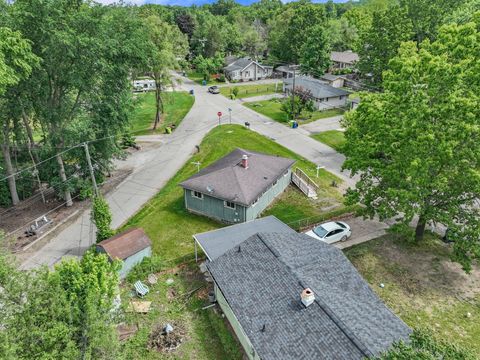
208, 85, 220, 94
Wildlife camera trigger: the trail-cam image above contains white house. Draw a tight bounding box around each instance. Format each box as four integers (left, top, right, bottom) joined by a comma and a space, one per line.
283, 76, 350, 110
224, 57, 273, 82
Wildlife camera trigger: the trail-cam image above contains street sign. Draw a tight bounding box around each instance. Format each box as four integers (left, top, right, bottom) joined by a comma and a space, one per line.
217, 111, 222, 117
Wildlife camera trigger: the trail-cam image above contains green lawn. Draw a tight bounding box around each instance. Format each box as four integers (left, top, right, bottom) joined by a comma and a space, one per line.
186, 71, 218, 86
244, 98, 344, 125
130, 92, 194, 135
220, 83, 282, 99
311, 130, 346, 152
345, 234, 480, 356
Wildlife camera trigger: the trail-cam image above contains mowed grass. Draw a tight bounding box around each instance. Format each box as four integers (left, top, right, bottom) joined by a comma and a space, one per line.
122, 124, 345, 263
244, 99, 344, 125
311, 130, 346, 152
345, 234, 480, 356
220, 83, 282, 99
130, 92, 194, 135
186, 71, 217, 86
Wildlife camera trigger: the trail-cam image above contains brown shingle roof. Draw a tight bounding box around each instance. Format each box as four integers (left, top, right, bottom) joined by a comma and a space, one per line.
97, 228, 151, 260
179, 148, 295, 206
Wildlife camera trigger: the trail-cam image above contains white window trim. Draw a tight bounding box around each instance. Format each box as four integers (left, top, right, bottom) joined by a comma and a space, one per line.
191, 190, 203, 199
252, 198, 259, 207
224, 201, 236, 209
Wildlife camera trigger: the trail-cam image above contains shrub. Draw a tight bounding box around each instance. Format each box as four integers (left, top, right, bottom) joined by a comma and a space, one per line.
126, 255, 165, 283
91, 195, 114, 242
232, 87, 239, 97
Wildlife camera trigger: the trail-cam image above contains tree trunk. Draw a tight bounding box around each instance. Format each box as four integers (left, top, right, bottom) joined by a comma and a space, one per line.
1, 122, 20, 205
56, 153, 73, 207
415, 214, 427, 242
153, 85, 163, 130
1, 143, 20, 206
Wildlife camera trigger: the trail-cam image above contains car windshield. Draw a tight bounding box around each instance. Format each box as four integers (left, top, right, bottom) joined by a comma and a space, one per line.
313, 226, 328, 238
335, 222, 346, 229
210, 86, 218, 89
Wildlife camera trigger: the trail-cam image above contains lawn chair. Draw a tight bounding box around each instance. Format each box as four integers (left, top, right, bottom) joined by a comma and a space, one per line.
134, 281, 149, 298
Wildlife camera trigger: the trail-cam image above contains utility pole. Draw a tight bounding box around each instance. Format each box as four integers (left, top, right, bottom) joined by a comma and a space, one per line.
83, 142, 98, 197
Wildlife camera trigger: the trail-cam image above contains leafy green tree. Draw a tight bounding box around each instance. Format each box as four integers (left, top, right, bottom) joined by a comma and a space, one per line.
0, 27, 39, 206
447, 1, 480, 24
327, 17, 359, 52
358, 5, 413, 85
192, 53, 224, 81
0, 250, 120, 359
252, 0, 283, 23
377, 329, 476, 359
300, 24, 331, 76
92, 195, 114, 242
268, 1, 327, 64
343, 21, 480, 271
11, 0, 148, 206
400, 0, 465, 44
144, 15, 188, 130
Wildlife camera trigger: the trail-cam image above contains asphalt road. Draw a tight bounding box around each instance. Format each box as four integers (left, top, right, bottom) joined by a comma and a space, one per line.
19, 75, 357, 269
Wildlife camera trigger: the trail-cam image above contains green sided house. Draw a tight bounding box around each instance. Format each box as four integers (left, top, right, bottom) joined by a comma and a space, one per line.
179, 148, 295, 223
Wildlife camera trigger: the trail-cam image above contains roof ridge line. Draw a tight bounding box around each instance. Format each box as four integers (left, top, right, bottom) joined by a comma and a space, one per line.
256, 232, 374, 358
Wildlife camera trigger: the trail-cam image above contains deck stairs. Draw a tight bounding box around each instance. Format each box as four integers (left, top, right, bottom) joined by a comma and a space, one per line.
291, 168, 319, 200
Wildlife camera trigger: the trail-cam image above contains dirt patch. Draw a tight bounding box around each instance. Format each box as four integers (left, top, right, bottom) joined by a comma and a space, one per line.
117, 323, 138, 341
148, 322, 186, 353
372, 238, 480, 300
2, 168, 131, 252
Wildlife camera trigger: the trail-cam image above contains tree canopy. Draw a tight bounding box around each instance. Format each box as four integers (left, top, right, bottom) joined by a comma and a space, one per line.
342, 19, 480, 271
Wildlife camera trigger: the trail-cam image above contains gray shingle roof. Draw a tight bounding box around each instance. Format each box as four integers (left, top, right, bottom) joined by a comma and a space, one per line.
224, 57, 254, 72
179, 148, 295, 206
284, 76, 349, 99
207, 232, 411, 360
194, 215, 296, 260
331, 51, 359, 64
321, 73, 345, 81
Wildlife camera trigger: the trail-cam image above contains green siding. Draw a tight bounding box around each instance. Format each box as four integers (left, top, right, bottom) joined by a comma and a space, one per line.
215, 284, 261, 360
184, 169, 291, 223
246, 169, 291, 221
185, 189, 246, 223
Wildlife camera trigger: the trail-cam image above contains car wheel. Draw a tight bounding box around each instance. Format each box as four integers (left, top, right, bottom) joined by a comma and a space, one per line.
341, 235, 347, 242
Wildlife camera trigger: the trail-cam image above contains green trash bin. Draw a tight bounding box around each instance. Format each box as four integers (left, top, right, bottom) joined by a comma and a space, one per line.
165, 126, 172, 134
289, 120, 295, 128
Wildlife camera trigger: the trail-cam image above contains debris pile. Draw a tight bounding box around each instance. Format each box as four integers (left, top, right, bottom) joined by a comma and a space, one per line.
148, 323, 185, 353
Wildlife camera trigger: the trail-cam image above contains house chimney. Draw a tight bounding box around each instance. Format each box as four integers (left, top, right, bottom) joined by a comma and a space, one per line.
301, 288, 315, 307
241, 154, 248, 169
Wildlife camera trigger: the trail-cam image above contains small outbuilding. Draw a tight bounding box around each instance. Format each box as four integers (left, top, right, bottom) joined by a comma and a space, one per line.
96, 228, 152, 279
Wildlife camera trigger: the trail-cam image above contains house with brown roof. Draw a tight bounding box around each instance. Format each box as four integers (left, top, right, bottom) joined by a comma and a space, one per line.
96, 228, 152, 279
179, 148, 295, 224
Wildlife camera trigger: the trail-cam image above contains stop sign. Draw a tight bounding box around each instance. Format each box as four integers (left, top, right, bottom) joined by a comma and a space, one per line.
217, 111, 222, 117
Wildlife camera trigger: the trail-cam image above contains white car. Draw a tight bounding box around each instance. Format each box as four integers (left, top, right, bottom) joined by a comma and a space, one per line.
305, 221, 352, 244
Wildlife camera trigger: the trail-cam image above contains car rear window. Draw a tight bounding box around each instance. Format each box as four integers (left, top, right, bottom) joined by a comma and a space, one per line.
335, 222, 346, 229
313, 226, 328, 238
